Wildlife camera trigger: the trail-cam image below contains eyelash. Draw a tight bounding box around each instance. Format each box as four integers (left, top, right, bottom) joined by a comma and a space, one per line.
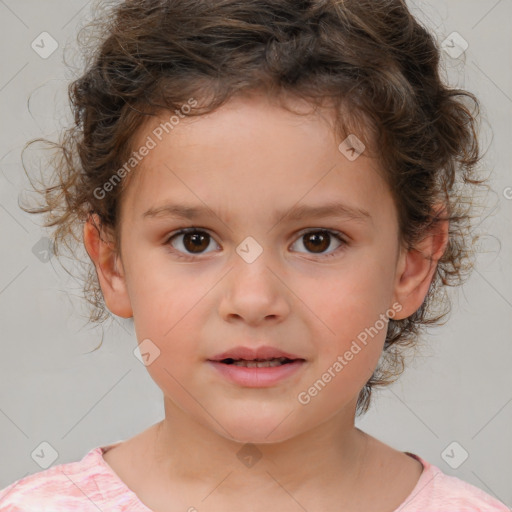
164, 227, 348, 261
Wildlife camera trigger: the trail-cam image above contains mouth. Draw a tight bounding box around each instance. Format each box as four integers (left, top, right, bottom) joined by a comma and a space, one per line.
207, 357, 306, 387
207, 345, 306, 386
216, 357, 301, 368
209, 345, 304, 364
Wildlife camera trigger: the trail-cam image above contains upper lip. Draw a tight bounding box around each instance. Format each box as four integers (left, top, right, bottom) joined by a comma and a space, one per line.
208, 345, 305, 362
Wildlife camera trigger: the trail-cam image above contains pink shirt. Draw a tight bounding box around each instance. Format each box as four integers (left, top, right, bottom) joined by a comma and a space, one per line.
0, 441, 508, 511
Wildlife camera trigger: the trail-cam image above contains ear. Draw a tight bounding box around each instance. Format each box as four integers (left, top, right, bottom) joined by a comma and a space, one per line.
391, 205, 449, 320
83, 213, 133, 318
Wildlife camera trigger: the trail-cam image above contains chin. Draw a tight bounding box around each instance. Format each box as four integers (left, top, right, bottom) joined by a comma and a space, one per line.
210, 410, 307, 446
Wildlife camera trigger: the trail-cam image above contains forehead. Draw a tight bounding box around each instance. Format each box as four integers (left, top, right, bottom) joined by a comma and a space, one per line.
140, 93, 340, 149
119, 93, 389, 226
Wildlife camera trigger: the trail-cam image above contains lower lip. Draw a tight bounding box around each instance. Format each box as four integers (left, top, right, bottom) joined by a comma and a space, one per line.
207, 360, 305, 387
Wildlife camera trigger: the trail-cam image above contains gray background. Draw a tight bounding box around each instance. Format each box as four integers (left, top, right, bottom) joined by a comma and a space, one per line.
0, 0, 511, 507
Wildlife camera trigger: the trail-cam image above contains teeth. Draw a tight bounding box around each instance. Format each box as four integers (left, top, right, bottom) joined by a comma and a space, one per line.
231, 357, 289, 368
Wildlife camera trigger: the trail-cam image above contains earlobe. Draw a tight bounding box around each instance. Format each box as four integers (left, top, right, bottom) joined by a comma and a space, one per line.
392, 206, 449, 320
83, 214, 133, 318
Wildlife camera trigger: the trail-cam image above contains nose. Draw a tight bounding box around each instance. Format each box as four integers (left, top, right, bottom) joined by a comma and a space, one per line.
218, 248, 291, 327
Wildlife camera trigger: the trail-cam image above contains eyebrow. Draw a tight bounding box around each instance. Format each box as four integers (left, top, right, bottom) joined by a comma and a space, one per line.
143, 201, 372, 224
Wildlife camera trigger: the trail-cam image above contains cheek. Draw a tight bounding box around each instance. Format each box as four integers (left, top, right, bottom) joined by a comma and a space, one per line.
301, 253, 394, 373
135, 310, 206, 402
309, 259, 394, 332
126, 256, 205, 331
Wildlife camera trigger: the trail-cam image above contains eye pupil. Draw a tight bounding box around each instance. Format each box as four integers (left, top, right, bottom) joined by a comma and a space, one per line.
184, 232, 209, 253
304, 231, 330, 253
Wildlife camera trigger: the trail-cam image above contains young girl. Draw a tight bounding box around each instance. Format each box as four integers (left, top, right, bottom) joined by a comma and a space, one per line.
0, 0, 508, 510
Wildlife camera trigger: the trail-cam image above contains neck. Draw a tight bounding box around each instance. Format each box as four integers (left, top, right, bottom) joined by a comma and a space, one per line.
148, 396, 368, 499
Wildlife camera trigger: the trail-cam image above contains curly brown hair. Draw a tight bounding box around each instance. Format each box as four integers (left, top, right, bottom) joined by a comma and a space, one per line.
20, 0, 488, 416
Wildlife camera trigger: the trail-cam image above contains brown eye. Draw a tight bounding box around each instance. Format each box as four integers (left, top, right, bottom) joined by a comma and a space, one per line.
182, 231, 210, 253
165, 227, 347, 261
167, 229, 219, 256
291, 229, 346, 258
302, 231, 330, 253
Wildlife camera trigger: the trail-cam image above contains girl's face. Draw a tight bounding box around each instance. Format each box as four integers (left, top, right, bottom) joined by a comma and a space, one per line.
94, 93, 419, 443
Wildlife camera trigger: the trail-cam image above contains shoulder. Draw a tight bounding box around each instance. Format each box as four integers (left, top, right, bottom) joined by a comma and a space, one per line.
0, 443, 134, 511
399, 453, 510, 512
